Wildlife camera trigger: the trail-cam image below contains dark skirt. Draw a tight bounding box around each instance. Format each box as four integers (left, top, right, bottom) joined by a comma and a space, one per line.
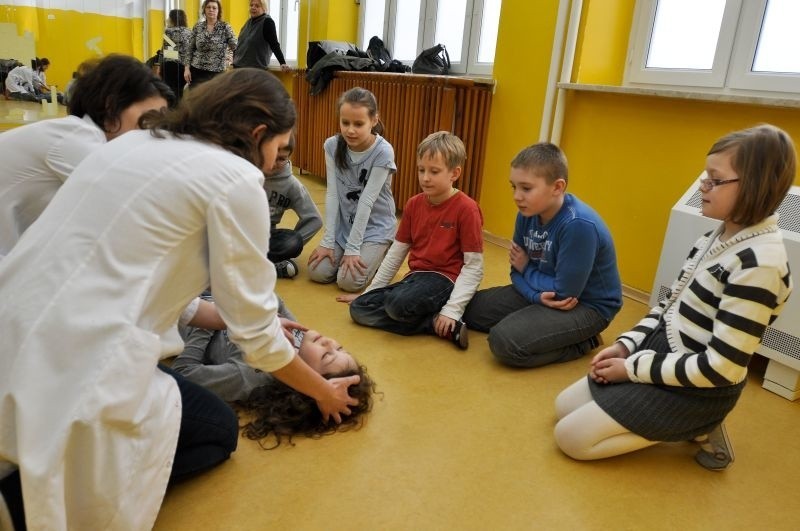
589, 323, 745, 441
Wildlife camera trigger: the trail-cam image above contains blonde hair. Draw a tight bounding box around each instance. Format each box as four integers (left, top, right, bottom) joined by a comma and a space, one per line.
417, 131, 466, 170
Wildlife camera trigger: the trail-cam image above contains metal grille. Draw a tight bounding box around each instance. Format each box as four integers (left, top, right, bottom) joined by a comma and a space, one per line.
776, 192, 800, 234
762, 326, 800, 361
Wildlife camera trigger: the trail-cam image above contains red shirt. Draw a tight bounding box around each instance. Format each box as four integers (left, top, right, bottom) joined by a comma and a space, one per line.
396, 191, 483, 281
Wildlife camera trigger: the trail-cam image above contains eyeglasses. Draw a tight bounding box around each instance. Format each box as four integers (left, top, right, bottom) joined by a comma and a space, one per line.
699, 178, 739, 192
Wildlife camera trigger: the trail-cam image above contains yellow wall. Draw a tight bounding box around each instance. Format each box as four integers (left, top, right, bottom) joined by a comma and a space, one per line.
478, 1, 561, 240
479, 0, 800, 293
1, 5, 144, 89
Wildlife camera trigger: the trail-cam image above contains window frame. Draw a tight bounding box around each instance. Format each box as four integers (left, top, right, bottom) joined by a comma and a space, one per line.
625, 0, 800, 96
268, 0, 300, 67
358, 0, 498, 76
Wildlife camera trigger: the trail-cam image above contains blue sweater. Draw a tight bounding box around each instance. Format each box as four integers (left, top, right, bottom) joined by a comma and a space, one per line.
511, 193, 622, 321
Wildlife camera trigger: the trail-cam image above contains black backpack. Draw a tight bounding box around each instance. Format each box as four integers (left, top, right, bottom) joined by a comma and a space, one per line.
367, 36, 393, 70
412, 44, 450, 75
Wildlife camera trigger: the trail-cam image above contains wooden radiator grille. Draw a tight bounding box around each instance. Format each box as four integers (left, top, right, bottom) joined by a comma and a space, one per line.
293, 70, 494, 210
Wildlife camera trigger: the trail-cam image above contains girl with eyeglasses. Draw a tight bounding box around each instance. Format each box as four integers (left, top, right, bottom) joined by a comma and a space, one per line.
553, 124, 795, 471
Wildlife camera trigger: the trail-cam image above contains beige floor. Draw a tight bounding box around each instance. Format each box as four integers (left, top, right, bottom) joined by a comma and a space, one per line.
155, 174, 800, 531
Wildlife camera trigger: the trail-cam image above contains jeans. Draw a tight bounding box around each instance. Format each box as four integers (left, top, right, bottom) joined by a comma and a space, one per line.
349, 272, 454, 335
308, 241, 391, 292
268, 228, 304, 263
463, 285, 608, 368
158, 365, 239, 481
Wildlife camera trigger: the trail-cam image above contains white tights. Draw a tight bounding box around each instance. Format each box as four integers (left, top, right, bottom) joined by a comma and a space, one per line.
554, 378, 658, 460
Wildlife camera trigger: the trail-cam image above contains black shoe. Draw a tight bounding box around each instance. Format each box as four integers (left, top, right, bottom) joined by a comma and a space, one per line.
449, 320, 469, 350
275, 259, 298, 279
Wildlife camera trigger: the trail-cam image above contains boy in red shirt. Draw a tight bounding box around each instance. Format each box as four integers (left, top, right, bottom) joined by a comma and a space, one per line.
338, 131, 484, 349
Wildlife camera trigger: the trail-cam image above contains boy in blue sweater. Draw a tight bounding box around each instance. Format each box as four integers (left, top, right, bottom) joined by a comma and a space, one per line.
463, 142, 622, 368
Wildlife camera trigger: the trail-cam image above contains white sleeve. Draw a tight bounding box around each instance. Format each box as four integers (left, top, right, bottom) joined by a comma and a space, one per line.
178, 297, 201, 326
345, 165, 391, 255
320, 153, 338, 249
46, 119, 106, 182
439, 251, 484, 321
363, 240, 410, 293
206, 175, 295, 372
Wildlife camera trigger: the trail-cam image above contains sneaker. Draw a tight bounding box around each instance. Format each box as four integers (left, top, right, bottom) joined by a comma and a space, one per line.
275, 259, 298, 279
448, 320, 469, 350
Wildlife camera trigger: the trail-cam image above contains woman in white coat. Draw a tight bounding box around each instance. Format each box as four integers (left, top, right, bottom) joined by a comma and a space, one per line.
0, 54, 174, 259
0, 68, 360, 530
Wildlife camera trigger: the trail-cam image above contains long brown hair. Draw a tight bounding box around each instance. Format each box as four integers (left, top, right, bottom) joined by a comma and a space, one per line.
241, 365, 376, 449
146, 68, 296, 168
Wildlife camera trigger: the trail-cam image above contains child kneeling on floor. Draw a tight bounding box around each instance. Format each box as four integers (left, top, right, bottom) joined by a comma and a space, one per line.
264, 133, 323, 278
338, 131, 483, 349
554, 124, 795, 471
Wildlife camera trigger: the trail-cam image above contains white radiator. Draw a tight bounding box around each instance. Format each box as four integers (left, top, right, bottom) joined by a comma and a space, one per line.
651, 176, 800, 400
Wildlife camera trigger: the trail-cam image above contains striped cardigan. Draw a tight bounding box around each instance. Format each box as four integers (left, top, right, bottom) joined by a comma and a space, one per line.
620, 214, 792, 387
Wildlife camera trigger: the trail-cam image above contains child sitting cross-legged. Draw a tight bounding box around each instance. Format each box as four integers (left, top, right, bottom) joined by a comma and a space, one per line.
337, 131, 484, 349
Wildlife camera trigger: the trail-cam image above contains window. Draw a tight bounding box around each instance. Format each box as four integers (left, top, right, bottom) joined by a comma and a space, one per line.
358, 0, 501, 76
268, 0, 300, 66
626, 0, 800, 95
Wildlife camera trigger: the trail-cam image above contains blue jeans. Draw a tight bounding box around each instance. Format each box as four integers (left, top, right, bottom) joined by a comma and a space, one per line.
349, 272, 454, 335
463, 285, 608, 368
158, 365, 239, 482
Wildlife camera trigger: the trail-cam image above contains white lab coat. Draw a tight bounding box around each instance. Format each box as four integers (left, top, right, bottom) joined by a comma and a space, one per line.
0, 130, 295, 530
0, 114, 106, 257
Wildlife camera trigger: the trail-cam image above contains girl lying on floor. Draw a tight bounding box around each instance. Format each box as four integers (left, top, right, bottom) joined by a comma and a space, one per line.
173, 307, 375, 448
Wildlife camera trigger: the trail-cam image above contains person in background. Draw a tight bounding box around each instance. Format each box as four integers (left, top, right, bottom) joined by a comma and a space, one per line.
233, 0, 291, 72
184, 0, 237, 87
162, 8, 192, 101
4, 64, 46, 102
263, 133, 323, 278
339, 132, 483, 350
554, 124, 794, 471
307, 87, 397, 293
0, 68, 359, 530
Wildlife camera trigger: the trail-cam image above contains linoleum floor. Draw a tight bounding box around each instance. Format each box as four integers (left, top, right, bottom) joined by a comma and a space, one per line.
155, 173, 800, 531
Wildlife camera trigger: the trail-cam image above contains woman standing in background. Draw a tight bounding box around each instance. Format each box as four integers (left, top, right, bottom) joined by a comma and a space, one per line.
184, 0, 237, 87
162, 9, 192, 101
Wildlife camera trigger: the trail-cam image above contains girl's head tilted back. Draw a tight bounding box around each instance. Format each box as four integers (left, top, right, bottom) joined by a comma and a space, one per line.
707, 124, 796, 227
335, 86, 384, 169
69, 54, 174, 140
242, 363, 376, 448
146, 69, 296, 171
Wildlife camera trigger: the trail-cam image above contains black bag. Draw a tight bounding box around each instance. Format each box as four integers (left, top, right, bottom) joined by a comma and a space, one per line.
367, 36, 393, 70
411, 44, 450, 75
307, 40, 359, 69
